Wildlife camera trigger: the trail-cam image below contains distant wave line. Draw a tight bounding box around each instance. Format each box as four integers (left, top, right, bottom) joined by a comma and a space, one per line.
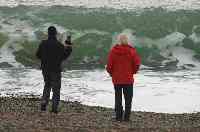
0, 0, 200, 10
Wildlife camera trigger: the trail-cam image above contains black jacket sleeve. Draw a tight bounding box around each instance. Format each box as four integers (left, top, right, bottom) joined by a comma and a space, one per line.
62, 46, 72, 60
36, 41, 43, 59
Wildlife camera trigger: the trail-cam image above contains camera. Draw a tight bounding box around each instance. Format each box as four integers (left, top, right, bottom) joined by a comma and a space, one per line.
65, 34, 72, 45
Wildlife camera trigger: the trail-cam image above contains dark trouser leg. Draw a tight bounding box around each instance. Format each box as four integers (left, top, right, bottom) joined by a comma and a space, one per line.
114, 85, 123, 121
51, 72, 61, 113
41, 71, 51, 111
123, 84, 133, 121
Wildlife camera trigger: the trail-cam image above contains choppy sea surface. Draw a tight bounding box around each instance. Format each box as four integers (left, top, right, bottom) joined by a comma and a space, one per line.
1, 68, 200, 113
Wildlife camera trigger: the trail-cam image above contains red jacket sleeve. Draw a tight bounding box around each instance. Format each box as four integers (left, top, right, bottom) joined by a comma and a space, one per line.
131, 48, 141, 74
106, 49, 114, 75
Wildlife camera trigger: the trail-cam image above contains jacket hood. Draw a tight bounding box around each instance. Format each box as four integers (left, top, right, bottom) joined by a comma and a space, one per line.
112, 44, 133, 56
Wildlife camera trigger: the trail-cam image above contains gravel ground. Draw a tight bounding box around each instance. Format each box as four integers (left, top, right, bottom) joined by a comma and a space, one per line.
0, 96, 200, 132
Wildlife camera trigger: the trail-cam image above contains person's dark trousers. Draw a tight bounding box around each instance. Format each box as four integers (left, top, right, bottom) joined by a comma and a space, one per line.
41, 70, 61, 113
114, 84, 133, 121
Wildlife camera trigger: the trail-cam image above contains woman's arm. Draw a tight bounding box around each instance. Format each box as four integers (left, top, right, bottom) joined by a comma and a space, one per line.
132, 49, 141, 74
106, 50, 114, 76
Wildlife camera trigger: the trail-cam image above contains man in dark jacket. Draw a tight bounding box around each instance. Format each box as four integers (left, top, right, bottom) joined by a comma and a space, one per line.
36, 26, 72, 113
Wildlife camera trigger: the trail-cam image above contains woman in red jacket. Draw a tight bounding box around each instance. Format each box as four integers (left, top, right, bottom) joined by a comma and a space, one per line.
106, 34, 141, 121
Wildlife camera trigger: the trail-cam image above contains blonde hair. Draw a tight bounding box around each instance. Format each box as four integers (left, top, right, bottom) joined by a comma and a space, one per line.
118, 34, 129, 45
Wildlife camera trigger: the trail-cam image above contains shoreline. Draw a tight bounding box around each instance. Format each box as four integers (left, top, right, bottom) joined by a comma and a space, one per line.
1, 96, 200, 132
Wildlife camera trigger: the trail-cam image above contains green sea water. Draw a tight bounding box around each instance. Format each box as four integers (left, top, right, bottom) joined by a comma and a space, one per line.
0, 6, 199, 69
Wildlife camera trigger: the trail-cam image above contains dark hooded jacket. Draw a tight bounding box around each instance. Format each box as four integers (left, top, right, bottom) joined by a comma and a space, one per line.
106, 44, 141, 84
36, 37, 72, 72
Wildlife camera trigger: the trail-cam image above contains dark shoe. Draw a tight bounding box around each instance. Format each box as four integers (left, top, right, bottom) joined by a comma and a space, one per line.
51, 110, 58, 114
112, 117, 122, 122
115, 110, 123, 122
124, 106, 131, 122
116, 118, 123, 122
111, 113, 122, 122
124, 114, 131, 122
123, 118, 130, 122
111, 114, 121, 121
40, 104, 46, 111
51, 108, 58, 114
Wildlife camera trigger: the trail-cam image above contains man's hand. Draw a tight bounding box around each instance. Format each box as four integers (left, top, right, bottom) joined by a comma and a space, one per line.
64, 44, 72, 48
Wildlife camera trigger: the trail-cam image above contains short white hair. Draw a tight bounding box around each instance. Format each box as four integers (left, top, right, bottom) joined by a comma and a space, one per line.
117, 34, 129, 44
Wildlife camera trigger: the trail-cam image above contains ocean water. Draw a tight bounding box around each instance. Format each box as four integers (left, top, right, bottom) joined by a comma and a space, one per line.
1, 68, 200, 113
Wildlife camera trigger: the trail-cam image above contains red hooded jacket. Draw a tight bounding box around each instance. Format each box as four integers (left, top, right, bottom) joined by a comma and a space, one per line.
106, 44, 141, 85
